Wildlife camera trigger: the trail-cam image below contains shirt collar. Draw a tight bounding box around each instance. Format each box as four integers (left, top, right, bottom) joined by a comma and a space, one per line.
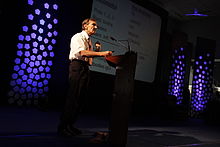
82, 30, 90, 40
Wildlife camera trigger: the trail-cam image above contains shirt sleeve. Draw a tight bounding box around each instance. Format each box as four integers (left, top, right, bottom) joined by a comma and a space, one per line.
69, 34, 87, 60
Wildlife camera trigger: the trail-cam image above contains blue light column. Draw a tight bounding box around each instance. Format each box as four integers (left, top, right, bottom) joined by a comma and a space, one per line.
168, 47, 186, 104
8, 0, 59, 106
190, 37, 216, 117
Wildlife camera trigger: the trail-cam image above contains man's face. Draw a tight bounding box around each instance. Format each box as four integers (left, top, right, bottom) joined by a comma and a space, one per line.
85, 20, 98, 36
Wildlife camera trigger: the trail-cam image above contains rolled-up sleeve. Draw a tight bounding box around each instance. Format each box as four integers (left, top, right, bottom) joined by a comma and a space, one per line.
69, 34, 87, 60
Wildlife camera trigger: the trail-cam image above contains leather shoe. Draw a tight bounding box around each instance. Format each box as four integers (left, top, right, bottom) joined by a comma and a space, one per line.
57, 126, 77, 137
57, 128, 75, 137
68, 125, 82, 135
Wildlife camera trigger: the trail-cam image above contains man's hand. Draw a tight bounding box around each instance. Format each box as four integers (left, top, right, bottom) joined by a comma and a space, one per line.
103, 51, 113, 57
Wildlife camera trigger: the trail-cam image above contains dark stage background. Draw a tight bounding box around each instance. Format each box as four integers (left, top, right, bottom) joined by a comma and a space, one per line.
0, 0, 170, 117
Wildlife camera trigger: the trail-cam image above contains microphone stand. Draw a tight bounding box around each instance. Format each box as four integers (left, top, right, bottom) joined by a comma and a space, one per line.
117, 40, 130, 52
110, 37, 131, 52
118, 40, 130, 52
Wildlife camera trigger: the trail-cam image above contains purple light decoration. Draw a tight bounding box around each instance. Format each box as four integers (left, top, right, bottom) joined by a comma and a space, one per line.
168, 47, 187, 104
24, 58, 30, 63
35, 9, 40, 15
40, 45, 45, 50
28, 14, 34, 20
18, 70, 24, 76
19, 35, 25, 41
31, 33, 36, 39
44, 38, 49, 44
50, 52, 54, 57
17, 51, 23, 56
46, 74, 51, 79
30, 55, 36, 61
45, 67, 50, 72
24, 44, 30, 49
39, 66, 44, 71
25, 35, 31, 41
37, 36, 43, 41
53, 31, 58, 36
12, 73, 18, 79
35, 61, 40, 66
40, 19, 45, 25
15, 58, 21, 64
191, 53, 214, 117
53, 19, 58, 24
8, 0, 59, 106
24, 52, 30, 57
41, 60, 46, 65
46, 13, 51, 19
33, 41, 38, 47
17, 43, 23, 49
33, 68, 38, 74
27, 68, 32, 73
38, 28, 43, 34
29, 62, 34, 67
28, 0, 34, 5
53, 4, 58, 10
184, 8, 208, 17
41, 73, 45, 78
44, 3, 49, 9
43, 52, 48, 57
32, 24, 38, 30
48, 61, 52, 66
47, 32, 52, 37
51, 39, 56, 44
32, 48, 38, 54
21, 63, 26, 69
23, 26, 28, 32
37, 55, 42, 60
47, 24, 52, 29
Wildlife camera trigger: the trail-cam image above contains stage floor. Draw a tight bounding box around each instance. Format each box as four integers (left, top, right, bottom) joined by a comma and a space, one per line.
0, 106, 220, 147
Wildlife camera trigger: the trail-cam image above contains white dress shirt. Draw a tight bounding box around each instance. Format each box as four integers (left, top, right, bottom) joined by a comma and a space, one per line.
69, 31, 92, 61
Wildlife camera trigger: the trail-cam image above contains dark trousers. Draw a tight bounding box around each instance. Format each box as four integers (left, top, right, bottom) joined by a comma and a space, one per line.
59, 60, 90, 127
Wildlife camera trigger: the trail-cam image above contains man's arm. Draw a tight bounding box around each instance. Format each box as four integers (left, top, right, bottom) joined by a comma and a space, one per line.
80, 50, 112, 57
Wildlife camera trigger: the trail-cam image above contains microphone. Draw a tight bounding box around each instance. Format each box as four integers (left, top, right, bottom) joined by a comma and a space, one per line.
110, 36, 131, 52
110, 36, 117, 41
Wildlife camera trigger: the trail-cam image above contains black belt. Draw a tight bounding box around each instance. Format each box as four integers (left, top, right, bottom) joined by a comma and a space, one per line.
70, 59, 89, 66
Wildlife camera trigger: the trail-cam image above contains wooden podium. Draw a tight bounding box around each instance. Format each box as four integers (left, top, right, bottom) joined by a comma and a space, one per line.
105, 51, 137, 147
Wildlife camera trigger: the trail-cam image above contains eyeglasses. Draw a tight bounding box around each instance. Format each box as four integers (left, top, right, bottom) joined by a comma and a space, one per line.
91, 23, 98, 28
